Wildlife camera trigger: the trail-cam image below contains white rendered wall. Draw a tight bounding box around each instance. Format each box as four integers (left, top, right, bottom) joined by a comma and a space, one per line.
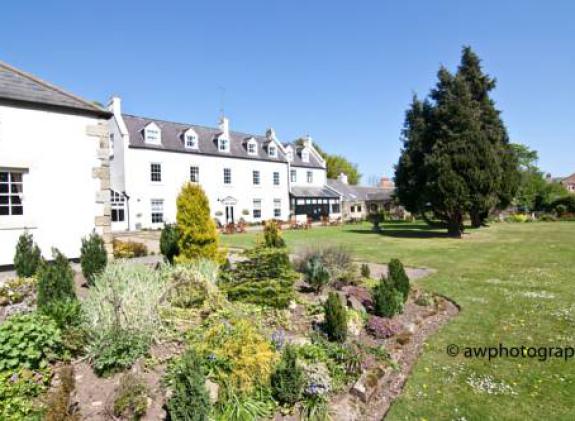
290, 166, 327, 188
122, 147, 291, 230
0, 105, 103, 266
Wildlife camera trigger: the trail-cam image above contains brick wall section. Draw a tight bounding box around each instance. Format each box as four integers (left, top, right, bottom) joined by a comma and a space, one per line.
87, 121, 114, 260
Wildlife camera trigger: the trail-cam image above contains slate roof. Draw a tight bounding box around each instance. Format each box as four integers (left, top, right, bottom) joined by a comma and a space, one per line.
327, 178, 394, 202
124, 113, 325, 168
561, 173, 575, 184
290, 185, 340, 198
288, 144, 324, 169
0, 61, 110, 117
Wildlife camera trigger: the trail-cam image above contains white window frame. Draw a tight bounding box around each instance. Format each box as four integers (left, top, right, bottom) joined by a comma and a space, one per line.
273, 199, 281, 218
247, 139, 257, 155
253, 170, 260, 185
290, 169, 297, 183
110, 189, 125, 222
307, 170, 313, 184
253, 199, 262, 219
184, 129, 199, 149
223, 168, 232, 185
273, 171, 280, 186
0, 170, 24, 216
219, 136, 230, 153
190, 166, 199, 183
301, 148, 310, 163
150, 163, 162, 182
151, 199, 164, 224
268, 144, 277, 158
144, 122, 162, 145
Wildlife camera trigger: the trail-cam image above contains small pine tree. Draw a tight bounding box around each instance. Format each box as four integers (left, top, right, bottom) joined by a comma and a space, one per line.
175, 183, 224, 264
37, 249, 76, 309
262, 220, 286, 248
361, 263, 371, 278
304, 255, 330, 293
388, 259, 410, 302
373, 277, 403, 318
323, 292, 347, 342
13, 231, 42, 277
167, 349, 210, 421
160, 223, 180, 264
271, 344, 304, 405
80, 231, 107, 286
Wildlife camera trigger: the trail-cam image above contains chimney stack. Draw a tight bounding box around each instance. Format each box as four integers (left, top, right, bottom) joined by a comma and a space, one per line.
379, 177, 394, 188
219, 116, 230, 138
266, 128, 277, 141
338, 172, 349, 185
108, 96, 122, 115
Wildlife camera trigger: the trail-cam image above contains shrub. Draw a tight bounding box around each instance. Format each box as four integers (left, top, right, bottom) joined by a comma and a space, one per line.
505, 213, 528, 223
303, 256, 330, 293
112, 239, 148, 258
550, 195, 575, 214
0, 313, 63, 370
166, 349, 210, 421
372, 277, 403, 318
160, 223, 180, 264
366, 316, 402, 339
43, 365, 79, 421
13, 231, 42, 278
222, 247, 298, 308
175, 183, 224, 264
40, 298, 83, 330
368, 211, 385, 230
80, 231, 107, 286
297, 247, 357, 284
388, 259, 410, 302
90, 328, 150, 377
36, 249, 76, 310
189, 319, 278, 394
360, 263, 370, 278
111, 373, 149, 420
0, 368, 50, 420
164, 260, 224, 310
271, 344, 304, 405
262, 220, 286, 248
323, 292, 347, 343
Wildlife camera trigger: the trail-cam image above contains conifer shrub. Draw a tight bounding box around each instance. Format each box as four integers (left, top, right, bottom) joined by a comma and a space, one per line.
262, 219, 286, 248
271, 344, 304, 405
361, 263, 371, 278
372, 277, 404, 318
13, 231, 42, 278
388, 258, 410, 302
323, 292, 347, 343
160, 223, 180, 264
175, 183, 224, 264
303, 255, 330, 293
37, 249, 76, 310
166, 349, 211, 421
221, 247, 298, 308
80, 231, 107, 286
297, 246, 357, 284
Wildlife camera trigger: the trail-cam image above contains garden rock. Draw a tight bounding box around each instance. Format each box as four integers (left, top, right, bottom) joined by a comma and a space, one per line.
351, 373, 369, 403
205, 379, 219, 404
347, 295, 366, 313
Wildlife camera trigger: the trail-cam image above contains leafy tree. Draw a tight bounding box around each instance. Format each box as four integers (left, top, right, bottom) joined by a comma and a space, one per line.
13, 231, 42, 277
175, 183, 224, 264
160, 223, 180, 264
323, 292, 347, 342
395, 47, 520, 236
37, 249, 76, 309
80, 231, 107, 286
271, 344, 305, 405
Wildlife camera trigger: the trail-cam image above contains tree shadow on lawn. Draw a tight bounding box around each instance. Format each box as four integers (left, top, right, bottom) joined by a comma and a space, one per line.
347, 222, 471, 239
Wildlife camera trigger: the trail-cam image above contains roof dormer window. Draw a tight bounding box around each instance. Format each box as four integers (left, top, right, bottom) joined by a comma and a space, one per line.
247, 138, 257, 155
286, 150, 293, 161
184, 128, 198, 149
144, 122, 161, 145
268, 144, 277, 158
301, 148, 310, 163
218, 136, 230, 153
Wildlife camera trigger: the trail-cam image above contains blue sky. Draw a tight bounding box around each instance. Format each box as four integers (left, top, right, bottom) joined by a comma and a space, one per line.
2, 1, 574, 182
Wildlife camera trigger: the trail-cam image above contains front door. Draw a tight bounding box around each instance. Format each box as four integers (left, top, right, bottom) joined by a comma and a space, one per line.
225, 206, 235, 224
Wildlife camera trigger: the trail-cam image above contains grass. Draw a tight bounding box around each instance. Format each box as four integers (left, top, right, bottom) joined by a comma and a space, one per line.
221, 221, 575, 420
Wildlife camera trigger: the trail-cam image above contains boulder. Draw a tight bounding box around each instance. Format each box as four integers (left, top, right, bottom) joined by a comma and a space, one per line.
347, 295, 366, 313
205, 379, 219, 404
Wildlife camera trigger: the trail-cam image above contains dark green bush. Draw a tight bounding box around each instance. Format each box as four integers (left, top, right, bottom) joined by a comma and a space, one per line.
0, 312, 63, 370
90, 329, 150, 377
112, 373, 149, 420
167, 349, 210, 421
271, 344, 304, 405
361, 263, 370, 278
297, 247, 357, 284
80, 231, 107, 286
160, 223, 180, 264
40, 298, 83, 330
13, 231, 42, 278
373, 277, 403, 318
262, 220, 286, 248
388, 258, 410, 302
303, 255, 330, 293
37, 249, 76, 309
323, 292, 347, 343
550, 195, 575, 214
222, 247, 298, 308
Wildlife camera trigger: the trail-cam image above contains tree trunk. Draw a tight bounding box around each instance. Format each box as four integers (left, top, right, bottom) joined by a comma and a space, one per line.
470, 209, 489, 228
447, 212, 464, 238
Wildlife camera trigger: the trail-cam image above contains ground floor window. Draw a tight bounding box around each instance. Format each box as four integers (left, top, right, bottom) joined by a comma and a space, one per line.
0, 170, 24, 216
110, 189, 125, 222
273, 199, 281, 218
151, 199, 164, 223
253, 199, 262, 219
292, 196, 339, 220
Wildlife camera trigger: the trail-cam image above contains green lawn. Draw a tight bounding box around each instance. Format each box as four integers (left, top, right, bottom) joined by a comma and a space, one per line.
221, 222, 575, 420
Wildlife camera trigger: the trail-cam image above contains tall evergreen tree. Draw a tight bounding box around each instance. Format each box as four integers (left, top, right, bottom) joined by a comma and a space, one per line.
394, 47, 520, 236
